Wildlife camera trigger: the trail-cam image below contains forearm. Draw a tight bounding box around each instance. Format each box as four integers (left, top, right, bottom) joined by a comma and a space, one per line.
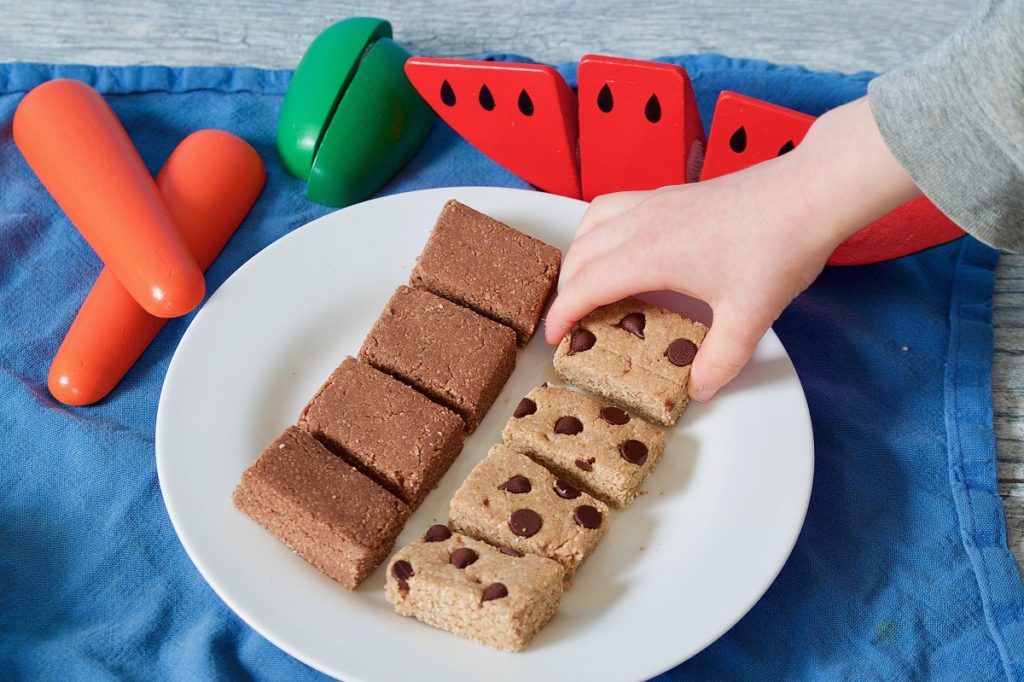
868, 0, 1024, 251
783, 97, 924, 252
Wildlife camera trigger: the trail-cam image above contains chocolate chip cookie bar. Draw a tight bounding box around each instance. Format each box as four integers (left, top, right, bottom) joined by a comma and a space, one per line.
410, 200, 561, 345
232, 426, 410, 589
298, 356, 465, 508
359, 285, 517, 432
385, 525, 566, 651
449, 443, 608, 575
502, 384, 666, 509
553, 298, 708, 425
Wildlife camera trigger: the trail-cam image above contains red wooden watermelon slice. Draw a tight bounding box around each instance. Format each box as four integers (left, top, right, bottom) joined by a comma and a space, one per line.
700, 91, 814, 182
578, 54, 705, 201
702, 91, 965, 265
404, 57, 581, 198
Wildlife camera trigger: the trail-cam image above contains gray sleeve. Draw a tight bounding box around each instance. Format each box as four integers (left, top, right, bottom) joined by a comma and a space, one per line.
867, 0, 1024, 252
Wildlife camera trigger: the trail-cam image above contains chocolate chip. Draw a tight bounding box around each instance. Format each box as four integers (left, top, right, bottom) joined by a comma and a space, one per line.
440, 80, 456, 107
666, 338, 698, 367
600, 406, 630, 425
574, 458, 593, 472
554, 479, 581, 499
517, 89, 534, 116
392, 560, 414, 590
778, 139, 795, 156
620, 440, 649, 465
617, 312, 646, 339
513, 397, 537, 418
574, 505, 603, 529
499, 475, 532, 494
597, 83, 613, 113
450, 547, 479, 569
553, 416, 583, 435
423, 524, 452, 542
729, 126, 747, 153
479, 84, 496, 111
499, 546, 524, 557
645, 94, 662, 123
481, 582, 509, 602
508, 509, 542, 537
568, 327, 596, 355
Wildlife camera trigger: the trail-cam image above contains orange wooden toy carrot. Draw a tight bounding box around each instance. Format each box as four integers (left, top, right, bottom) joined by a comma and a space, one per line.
48, 129, 266, 406
13, 79, 207, 318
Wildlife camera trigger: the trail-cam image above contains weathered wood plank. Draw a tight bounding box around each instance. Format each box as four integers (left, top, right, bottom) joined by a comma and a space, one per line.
0, 0, 969, 72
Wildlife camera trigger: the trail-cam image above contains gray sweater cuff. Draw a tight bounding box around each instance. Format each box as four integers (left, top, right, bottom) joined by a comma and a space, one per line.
867, 0, 1024, 252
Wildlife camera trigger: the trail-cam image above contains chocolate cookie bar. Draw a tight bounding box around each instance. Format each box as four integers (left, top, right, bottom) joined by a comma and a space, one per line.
385, 525, 565, 652
232, 426, 409, 590
359, 285, 517, 432
298, 357, 465, 508
410, 200, 561, 345
553, 298, 708, 425
502, 384, 666, 509
449, 443, 608, 575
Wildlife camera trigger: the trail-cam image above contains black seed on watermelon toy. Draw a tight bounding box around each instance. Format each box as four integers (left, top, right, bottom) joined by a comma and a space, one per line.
577, 54, 705, 201
778, 140, 795, 156
518, 89, 534, 116
729, 126, 747, 153
479, 84, 496, 111
644, 94, 661, 123
440, 80, 456, 106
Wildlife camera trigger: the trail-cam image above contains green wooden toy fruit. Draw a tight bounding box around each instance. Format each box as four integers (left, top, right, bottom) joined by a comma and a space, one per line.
307, 38, 435, 207
276, 17, 392, 179
276, 18, 436, 207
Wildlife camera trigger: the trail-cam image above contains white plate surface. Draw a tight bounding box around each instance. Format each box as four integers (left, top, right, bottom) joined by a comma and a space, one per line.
156, 187, 813, 682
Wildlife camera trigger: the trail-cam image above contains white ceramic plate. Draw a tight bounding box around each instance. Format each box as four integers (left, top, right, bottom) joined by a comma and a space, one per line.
156, 187, 813, 682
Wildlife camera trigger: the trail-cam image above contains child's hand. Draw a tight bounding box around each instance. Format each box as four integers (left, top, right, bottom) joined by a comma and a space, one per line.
545, 97, 922, 402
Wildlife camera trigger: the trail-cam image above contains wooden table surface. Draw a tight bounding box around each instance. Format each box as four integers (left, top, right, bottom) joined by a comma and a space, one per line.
3, 0, 1020, 571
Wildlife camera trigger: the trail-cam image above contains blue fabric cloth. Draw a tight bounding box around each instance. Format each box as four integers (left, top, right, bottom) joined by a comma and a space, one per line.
1, 54, 1022, 680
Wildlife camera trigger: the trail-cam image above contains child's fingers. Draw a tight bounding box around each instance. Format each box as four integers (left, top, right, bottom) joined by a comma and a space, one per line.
561, 191, 664, 298
559, 220, 622, 290
687, 306, 771, 402
544, 246, 669, 345
575, 190, 652, 239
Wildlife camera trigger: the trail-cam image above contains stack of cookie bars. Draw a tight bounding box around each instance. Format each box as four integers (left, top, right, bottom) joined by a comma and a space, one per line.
232, 199, 707, 652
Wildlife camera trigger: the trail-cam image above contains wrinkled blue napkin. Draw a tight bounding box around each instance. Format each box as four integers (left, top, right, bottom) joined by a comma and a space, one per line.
1, 55, 1022, 680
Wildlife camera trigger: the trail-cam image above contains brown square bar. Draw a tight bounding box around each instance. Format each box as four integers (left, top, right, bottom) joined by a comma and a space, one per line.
232, 426, 410, 590
410, 200, 561, 345
299, 356, 466, 508
359, 285, 517, 432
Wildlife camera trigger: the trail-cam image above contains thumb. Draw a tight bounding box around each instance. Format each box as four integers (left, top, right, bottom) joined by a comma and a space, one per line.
687, 307, 770, 402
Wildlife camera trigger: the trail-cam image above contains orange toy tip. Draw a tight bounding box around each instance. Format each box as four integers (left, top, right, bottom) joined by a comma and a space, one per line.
14, 78, 207, 318
48, 128, 265, 406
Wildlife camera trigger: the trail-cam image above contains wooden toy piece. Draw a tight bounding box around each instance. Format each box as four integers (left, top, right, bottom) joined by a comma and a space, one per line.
13, 79, 206, 318
578, 55, 705, 201
276, 17, 392, 179
701, 91, 965, 265
306, 38, 436, 207
48, 130, 266, 406
405, 57, 581, 199
699, 91, 814, 182
830, 197, 965, 265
